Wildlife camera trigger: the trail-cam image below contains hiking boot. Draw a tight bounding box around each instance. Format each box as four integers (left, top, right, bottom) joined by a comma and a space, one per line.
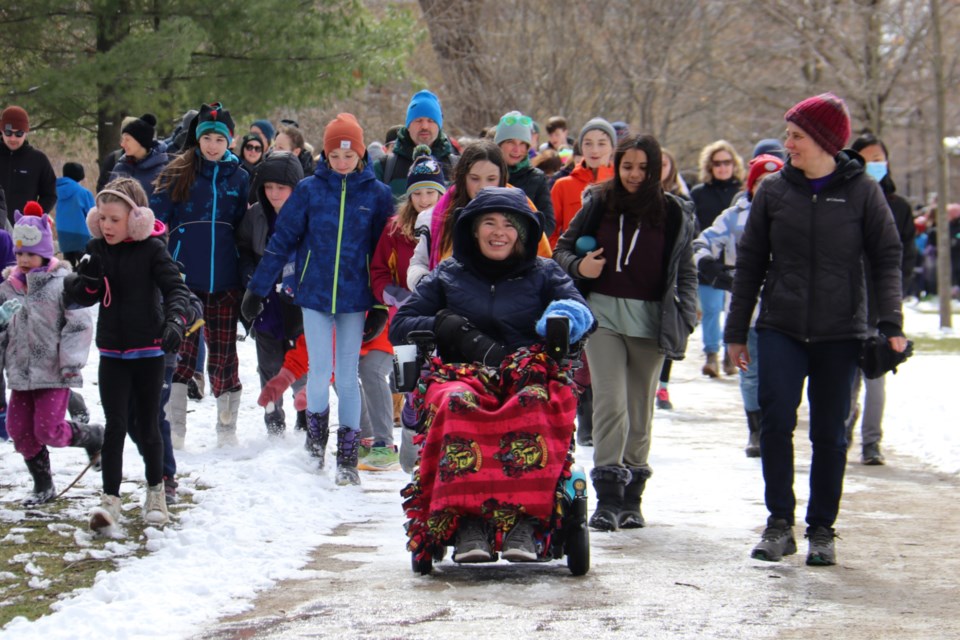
89, 494, 122, 532
187, 373, 205, 401
702, 352, 720, 378
751, 516, 797, 562
655, 386, 673, 410
805, 525, 837, 566
305, 410, 330, 467
502, 517, 539, 562
335, 427, 361, 486
164, 476, 178, 506
23, 447, 56, 506
861, 442, 886, 466
358, 444, 401, 471
453, 518, 492, 563
143, 484, 169, 527
722, 351, 738, 375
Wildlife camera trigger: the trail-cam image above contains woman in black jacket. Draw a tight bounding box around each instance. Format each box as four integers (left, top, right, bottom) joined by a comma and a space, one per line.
390, 186, 593, 565
553, 134, 698, 533
724, 94, 907, 567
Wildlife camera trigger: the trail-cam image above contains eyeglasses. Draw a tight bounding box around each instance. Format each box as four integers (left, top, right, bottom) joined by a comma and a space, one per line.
712, 159, 734, 168
500, 114, 532, 127
244, 144, 263, 152
2, 128, 25, 138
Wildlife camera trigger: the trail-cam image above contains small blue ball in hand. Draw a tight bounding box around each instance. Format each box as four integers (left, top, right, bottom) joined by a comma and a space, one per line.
575, 235, 598, 257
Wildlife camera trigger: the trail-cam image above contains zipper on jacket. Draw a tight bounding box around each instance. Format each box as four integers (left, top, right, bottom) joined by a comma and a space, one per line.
805, 193, 817, 342
209, 163, 220, 292
330, 178, 347, 313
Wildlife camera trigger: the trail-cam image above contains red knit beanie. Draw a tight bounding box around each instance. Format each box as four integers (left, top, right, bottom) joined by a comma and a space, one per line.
784, 93, 851, 157
1, 106, 30, 133
323, 113, 365, 157
746, 154, 784, 196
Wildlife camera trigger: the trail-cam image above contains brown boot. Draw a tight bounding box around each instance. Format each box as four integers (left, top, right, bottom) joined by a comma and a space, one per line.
701, 352, 719, 378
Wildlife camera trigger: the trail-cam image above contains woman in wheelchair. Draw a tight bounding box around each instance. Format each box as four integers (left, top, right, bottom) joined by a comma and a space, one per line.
390, 186, 594, 564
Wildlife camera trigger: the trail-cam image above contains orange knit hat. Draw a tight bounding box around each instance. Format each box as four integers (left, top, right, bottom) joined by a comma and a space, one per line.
323, 113, 365, 157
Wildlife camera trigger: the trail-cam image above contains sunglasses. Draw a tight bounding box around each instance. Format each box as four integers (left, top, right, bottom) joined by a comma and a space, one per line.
500, 114, 532, 127
2, 128, 25, 138
712, 159, 734, 168
244, 144, 263, 152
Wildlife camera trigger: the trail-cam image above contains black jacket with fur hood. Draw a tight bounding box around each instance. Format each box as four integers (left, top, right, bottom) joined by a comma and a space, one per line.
724, 151, 903, 345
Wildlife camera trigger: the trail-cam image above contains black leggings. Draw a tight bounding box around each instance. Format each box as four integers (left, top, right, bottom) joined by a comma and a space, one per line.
99, 357, 165, 495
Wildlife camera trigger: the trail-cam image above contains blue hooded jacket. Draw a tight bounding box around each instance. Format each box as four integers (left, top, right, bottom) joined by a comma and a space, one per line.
110, 142, 170, 199
150, 150, 249, 293
54, 177, 94, 254
248, 158, 393, 314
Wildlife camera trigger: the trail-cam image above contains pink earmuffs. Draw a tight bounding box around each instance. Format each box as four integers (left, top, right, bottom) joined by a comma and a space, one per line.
87, 189, 156, 242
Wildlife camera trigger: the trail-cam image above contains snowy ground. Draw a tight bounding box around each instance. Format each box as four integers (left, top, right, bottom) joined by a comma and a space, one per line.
1, 304, 957, 639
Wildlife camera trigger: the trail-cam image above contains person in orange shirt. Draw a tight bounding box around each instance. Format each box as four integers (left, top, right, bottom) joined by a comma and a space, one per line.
549, 118, 616, 248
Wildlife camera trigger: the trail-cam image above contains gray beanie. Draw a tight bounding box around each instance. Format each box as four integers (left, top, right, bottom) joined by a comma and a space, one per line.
494, 111, 533, 146
578, 117, 616, 149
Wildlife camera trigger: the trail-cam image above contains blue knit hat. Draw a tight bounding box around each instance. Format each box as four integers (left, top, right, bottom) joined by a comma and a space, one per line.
406, 90, 443, 129
196, 103, 235, 145
251, 119, 275, 144
406, 145, 446, 196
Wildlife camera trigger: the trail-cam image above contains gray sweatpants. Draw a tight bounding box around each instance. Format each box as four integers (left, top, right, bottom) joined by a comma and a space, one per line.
847, 368, 885, 446
585, 327, 664, 472
359, 350, 395, 446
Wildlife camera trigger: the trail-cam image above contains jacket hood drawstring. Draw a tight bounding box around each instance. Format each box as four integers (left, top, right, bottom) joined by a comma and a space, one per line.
616, 214, 640, 272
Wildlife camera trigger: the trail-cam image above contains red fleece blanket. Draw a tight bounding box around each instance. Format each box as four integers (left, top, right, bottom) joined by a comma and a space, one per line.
401, 346, 578, 557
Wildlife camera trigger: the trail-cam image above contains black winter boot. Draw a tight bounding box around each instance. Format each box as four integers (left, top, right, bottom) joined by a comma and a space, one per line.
70, 421, 105, 470
305, 410, 330, 467
23, 447, 56, 506
576, 385, 593, 446
335, 427, 361, 486
264, 407, 285, 437
619, 467, 651, 529
589, 466, 631, 531
295, 410, 307, 432
745, 410, 761, 458
68, 390, 90, 424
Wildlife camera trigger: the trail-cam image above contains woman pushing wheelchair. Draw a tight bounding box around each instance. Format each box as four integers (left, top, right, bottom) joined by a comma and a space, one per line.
390, 186, 594, 565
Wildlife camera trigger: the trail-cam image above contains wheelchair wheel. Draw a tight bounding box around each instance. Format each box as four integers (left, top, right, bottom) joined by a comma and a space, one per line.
412, 551, 434, 575
565, 521, 590, 576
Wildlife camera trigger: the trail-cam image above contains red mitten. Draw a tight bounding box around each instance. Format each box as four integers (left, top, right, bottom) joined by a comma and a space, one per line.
257, 368, 298, 407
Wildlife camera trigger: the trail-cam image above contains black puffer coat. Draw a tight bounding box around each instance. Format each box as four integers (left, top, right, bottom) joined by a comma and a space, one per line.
724, 152, 903, 345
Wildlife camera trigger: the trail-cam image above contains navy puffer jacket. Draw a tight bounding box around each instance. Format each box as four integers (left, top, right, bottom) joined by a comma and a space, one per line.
150, 149, 249, 293
390, 186, 589, 351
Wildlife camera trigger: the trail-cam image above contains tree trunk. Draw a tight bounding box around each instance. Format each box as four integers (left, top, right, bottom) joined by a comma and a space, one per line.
930, 0, 952, 329
95, 3, 129, 163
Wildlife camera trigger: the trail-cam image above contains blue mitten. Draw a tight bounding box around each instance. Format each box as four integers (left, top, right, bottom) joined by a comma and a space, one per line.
536, 299, 594, 342
0, 298, 22, 327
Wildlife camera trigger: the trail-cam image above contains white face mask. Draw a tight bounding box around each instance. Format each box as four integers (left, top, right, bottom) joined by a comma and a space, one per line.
865, 161, 888, 182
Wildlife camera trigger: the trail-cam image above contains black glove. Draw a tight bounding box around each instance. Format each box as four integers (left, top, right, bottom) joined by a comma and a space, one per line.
241, 290, 264, 322
698, 256, 734, 291
859, 334, 914, 379
434, 309, 509, 367
162, 315, 186, 354
76, 253, 104, 289
362, 306, 389, 342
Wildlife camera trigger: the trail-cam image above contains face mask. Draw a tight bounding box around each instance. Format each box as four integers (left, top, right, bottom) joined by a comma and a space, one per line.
865, 161, 888, 183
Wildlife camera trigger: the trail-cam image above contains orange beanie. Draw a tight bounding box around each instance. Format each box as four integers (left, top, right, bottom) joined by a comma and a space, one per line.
323, 113, 365, 157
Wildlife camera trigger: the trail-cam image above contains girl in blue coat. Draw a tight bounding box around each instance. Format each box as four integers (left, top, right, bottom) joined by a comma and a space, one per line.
151, 103, 249, 449
243, 113, 393, 486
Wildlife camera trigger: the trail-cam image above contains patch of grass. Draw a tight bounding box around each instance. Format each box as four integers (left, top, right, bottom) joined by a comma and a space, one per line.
0, 483, 199, 627
909, 335, 960, 355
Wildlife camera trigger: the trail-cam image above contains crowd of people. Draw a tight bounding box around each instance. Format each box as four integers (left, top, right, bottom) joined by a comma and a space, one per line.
0, 87, 916, 567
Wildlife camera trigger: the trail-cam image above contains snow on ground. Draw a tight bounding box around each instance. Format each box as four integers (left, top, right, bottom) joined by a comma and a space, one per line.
0, 305, 956, 638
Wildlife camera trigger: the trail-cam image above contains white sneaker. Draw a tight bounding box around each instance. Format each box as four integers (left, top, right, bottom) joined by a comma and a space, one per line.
89, 494, 122, 532
143, 484, 169, 526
